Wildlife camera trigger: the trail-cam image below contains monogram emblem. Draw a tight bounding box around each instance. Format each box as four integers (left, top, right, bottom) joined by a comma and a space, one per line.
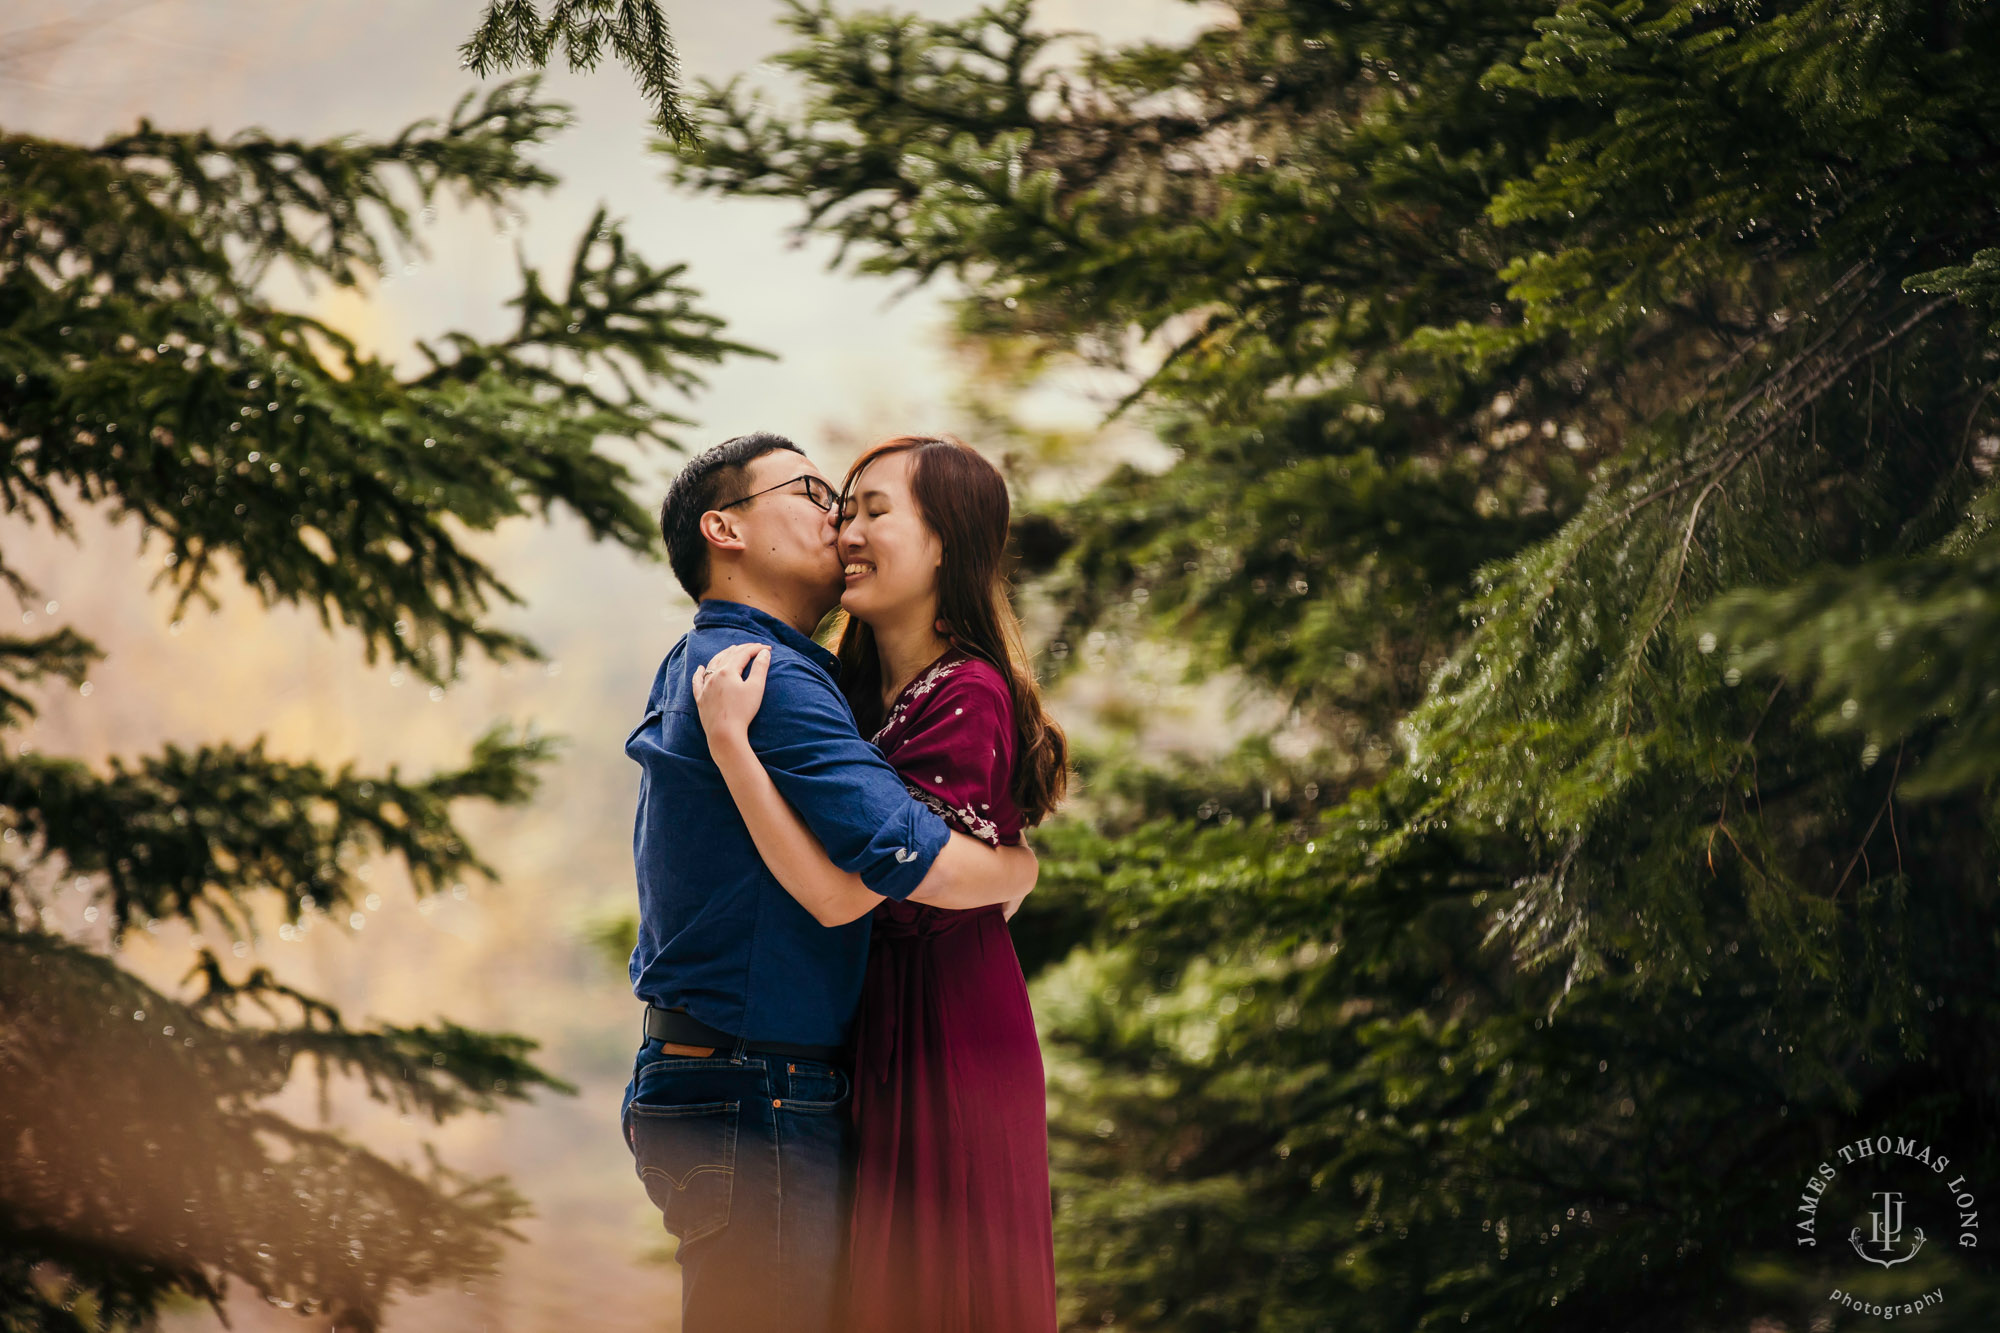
1850, 1190, 1926, 1268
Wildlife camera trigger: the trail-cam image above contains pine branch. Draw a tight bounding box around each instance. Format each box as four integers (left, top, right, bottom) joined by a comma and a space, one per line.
0, 932, 556, 1330
3, 103, 760, 683
460, 0, 698, 144
0, 627, 99, 728
0, 722, 556, 941
86, 77, 571, 290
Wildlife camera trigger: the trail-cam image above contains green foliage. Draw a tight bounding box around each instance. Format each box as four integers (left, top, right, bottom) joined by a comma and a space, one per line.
0, 78, 755, 1330
462, 0, 697, 144
1, 78, 760, 684
669, 1, 2000, 1329
1701, 484, 2000, 798
1, 933, 566, 1331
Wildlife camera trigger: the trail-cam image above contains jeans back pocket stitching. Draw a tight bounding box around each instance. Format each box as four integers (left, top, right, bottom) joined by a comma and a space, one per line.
628, 1100, 739, 1246
638, 1161, 734, 1191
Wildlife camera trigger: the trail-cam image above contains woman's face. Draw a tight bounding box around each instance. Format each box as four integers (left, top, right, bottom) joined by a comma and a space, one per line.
835, 450, 942, 628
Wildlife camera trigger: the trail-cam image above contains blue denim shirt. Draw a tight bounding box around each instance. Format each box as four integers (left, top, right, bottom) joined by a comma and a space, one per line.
626, 598, 952, 1046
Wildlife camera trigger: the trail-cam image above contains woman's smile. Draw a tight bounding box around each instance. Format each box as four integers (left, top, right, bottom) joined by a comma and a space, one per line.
843, 559, 876, 582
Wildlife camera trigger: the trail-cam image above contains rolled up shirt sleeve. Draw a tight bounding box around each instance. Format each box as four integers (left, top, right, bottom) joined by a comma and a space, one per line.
744, 658, 951, 901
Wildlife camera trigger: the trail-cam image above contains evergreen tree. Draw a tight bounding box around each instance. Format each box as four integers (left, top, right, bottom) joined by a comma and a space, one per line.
0, 77, 758, 1331
665, 2, 2000, 1329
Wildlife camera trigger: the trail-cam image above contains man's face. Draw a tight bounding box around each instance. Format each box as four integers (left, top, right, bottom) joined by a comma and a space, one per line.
721, 450, 844, 611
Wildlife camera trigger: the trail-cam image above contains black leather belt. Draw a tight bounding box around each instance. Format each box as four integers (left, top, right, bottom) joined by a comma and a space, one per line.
643, 1004, 844, 1063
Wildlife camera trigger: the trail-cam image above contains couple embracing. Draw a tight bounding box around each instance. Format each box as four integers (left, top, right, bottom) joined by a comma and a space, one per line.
619, 431, 1067, 1333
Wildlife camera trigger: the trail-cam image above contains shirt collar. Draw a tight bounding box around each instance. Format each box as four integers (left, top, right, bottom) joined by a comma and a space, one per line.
693, 598, 839, 675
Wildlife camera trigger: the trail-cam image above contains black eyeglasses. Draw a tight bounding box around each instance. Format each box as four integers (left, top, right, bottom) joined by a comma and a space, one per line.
717, 473, 837, 513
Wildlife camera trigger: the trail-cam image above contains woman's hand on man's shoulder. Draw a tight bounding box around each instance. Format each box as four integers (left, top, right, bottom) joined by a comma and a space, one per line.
692, 641, 772, 741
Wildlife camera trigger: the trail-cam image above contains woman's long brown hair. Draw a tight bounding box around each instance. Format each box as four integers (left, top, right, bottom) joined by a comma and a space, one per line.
831, 435, 1068, 826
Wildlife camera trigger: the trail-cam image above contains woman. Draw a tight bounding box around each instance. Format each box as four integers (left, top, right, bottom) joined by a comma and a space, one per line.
691, 435, 1068, 1332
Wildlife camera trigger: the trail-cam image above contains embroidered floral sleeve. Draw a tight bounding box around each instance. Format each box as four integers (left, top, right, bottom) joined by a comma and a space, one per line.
873, 658, 1024, 848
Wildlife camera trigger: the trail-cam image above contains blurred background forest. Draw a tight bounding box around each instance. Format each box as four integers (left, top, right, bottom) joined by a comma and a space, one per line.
8, 2, 2000, 1332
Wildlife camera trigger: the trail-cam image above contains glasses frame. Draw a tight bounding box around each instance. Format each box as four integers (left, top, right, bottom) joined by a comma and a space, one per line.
716, 473, 837, 514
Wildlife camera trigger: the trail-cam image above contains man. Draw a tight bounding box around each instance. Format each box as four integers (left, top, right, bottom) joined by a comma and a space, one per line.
620, 431, 1037, 1333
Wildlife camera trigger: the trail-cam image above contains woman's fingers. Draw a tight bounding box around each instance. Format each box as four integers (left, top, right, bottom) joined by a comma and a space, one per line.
709, 647, 770, 694
707, 642, 760, 675
695, 645, 744, 700
711, 643, 773, 680
744, 644, 771, 688
693, 643, 772, 722
694, 644, 769, 739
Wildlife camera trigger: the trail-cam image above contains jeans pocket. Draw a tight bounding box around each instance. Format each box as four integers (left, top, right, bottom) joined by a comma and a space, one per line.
628, 1099, 740, 1246
781, 1063, 851, 1112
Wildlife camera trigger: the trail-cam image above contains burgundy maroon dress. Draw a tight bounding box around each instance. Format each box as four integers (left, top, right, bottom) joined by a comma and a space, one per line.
842, 649, 1059, 1332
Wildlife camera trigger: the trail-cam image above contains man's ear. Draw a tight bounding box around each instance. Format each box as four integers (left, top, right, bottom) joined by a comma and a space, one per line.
699, 508, 747, 555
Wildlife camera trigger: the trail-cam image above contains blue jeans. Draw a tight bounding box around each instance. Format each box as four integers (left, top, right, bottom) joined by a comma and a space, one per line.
621, 1034, 855, 1333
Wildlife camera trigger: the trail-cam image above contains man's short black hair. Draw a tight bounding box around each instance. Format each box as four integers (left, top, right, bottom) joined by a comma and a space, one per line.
659, 431, 806, 599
